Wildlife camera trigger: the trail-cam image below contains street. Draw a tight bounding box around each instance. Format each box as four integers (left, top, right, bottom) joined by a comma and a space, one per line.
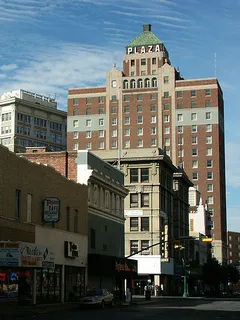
33, 298, 240, 320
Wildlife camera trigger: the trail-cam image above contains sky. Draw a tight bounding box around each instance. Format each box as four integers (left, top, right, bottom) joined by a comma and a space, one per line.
0, 0, 239, 232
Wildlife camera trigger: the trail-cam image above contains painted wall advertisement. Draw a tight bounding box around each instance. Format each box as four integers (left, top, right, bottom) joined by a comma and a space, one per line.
0, 242, 55, 268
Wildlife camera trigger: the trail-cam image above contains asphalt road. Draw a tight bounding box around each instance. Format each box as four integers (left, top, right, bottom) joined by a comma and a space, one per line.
33, 298, 240, 320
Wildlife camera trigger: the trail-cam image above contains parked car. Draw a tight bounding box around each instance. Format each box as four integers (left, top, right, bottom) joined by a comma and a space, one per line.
80, 289, 114, 308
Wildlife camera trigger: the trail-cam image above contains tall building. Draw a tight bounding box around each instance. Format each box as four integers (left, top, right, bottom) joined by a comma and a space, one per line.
227, 231, 240, 265
67, 24, 227, 262
0, 89, 67, 152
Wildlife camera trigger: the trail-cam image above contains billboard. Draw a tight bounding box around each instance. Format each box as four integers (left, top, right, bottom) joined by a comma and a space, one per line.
0, 242, 20, 267
43, 197, 60, 223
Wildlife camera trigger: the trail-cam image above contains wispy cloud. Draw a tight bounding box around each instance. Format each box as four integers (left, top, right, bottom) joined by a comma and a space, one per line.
0, 64, 18, 71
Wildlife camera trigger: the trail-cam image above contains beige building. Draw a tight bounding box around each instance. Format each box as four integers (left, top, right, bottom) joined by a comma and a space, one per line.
0, 144, 88, 304
0, 89, 67, 153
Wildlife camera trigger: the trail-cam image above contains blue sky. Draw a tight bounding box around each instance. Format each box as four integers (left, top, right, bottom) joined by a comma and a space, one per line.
0, 0, 239, 232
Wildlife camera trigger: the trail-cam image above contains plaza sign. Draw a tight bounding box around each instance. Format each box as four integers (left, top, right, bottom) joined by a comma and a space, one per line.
127, 44, 161, 55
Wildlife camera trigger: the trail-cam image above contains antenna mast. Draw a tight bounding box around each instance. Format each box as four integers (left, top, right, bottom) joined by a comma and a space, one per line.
214, 53, 217, 77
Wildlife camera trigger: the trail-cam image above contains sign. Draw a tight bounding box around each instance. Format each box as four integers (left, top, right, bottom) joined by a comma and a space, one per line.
0, 242, 20, 267
127, 44, 161, 55
43, 197, 60, 223
64, 241, 79, 259
124, 210, 143, 216
19, 242, 55, 268
115, 260, 137, 273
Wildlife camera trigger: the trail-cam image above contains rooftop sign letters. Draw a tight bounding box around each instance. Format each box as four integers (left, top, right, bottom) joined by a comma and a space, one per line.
127, 44, 161, 55
43, 197, 60, 223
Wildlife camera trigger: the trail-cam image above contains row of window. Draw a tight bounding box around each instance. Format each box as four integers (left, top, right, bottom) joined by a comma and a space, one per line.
178, 147, 213, 157
17, 113, 64, 131
178, 136, 213, 145
73, 96, 105, 106
177, 89, 211, 98
1, 112, 12, 122
130, 193, 150, 208
178, 124, 212, 133
1, 126, 11, 135
129, 217, 149, 231
123, 78, 158, 89
177, 112, 212, 122
130, 240, 150, 255
192, 172, 214, 180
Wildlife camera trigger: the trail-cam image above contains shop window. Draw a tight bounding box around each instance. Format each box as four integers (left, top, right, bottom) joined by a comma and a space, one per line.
64, 266, 85, 301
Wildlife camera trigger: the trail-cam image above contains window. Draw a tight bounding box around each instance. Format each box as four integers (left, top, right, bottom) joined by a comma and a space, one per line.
151, 127, 157, 135
141, 58, 146, 65
150, 93, 157, 100
112, 141, 117, 148
151, 116, 156, 123
130, 240, 138, 254
137, 128, 143, 136
145, 78, 150, 88
164, 138, 170, 146
86, 142, 92, 149
207, 196, 214, 205
141, 217, 149, 231
178, 149, 184, 158
124, 106, 130, 113
151, 139, 157, 146
124, 95, 130, 102
73, 98, 79, 105
99, 96, 104, 104
152, 78, 157, 87
192, 136, 198, 144
206, 112, 211, 120
131, 59, 135, 66
138, 116, 143, 124
206, 124, 212, 132
141, 240, 150, 253
86, 108, 92, 115
177, 91, 183, 98
192, 172, 198, 180
163, 103, 169, 110
141, 168, 149, 183
99, 141, 104, 149
207, 172, 213, 180
124, 117, 130, 125
178, 137, 183, 145
66, 206, 70, 231
90, 228, 96, 249
123, 80, 128, 89
207, 184, 213, 192
99, 107, 105, 114
205, 89, 211, 96
163, 76, 169, 84
15, 189, 21, 219
152, 58, 156, 64
125, 140, 130, 148
137, 139, 143, 147
112, 118, 117, 125
111, 80, 117, 88
178, 126, 183, 133
86, 97, 92, 104
130, 79, 136, 89
86, 119, 92, 127
191, 101, 197, 108
73, 120, 79, 127
191, 90, 196, 97
192, 148, 198, 156
206, 136, 212, 144
192, 160, 198, 168
130, 168, 138, 183
137, 105, 143, 112
130, 217, 139, 231
192, 125, 197, 133
177, 102, 182, 109
26, 194, 32, 223
163, 92, 169, 98
205, 100, 211, 108
209, 208, 214, 216
206, 148, 212, 156
207, 159, 213, 167
99, 119, 104, 126
125, 128, 130, 136
150, 104, 156, 112
99, 130, 104, 138
164, 127, 170, 134
191, 113, 197, 121
177, 114, 183, 122
112, 129, 117, 137
73, 142, 78, 150
112, 95, 117, 102
130, 194, 138, 208
137, 94, 143, 101
111, 106, 117, 114
141, 194, 149, 207
86, 131, 92, 138
164, 115, 170, 122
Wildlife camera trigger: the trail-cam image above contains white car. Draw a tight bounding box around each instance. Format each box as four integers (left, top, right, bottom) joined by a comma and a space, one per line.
80, 289, 115, 308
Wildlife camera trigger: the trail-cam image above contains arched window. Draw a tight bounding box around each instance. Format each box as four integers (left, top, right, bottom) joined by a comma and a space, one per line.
130, 79, 136, 89
152, 78, 158, 87
123, 80, 128, 89
145, 78, 150, 88
137, 79, 143, 88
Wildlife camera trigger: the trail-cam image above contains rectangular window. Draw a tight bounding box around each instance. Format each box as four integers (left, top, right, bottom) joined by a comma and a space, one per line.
192, 172, 198, 180
130, 217, 139, 231
152, 58, 156, 65
124, 128, 130, 136
131, 59, 135, 66
163, 76, 169, 84
137, 139, 143, 147
150, 104, 156, 112
99, 119, 104, 126
137, 105, 143, 112
141, 193, 149, 207
137, 94, 143, 101
206, 124, 212, 132
137, 128, 143, 136
125, 140, 130, 148
99, 107, 105, 114
73, 98, 79, 105
112, 141, 117, 148
86, 97, 92, 104
192, 148, 198, 156
141, 58, 146, 65
192, 125, 197, 133
74, 209, 78, 233
130, 194, 138, 208
191, 101, 197, 108
86, 142, 92, 149
164, 138, 170, 146
15, 189, 21, 219
191, 113, 197, 121
177, 102, 182, 109
141, 168, 149, 183
206, 136, 212, 144
150, 93, 157, 100
130, 240, 138, 254
99, 130, 104, 138
130, 169, 138, 183
141, 217, 149, 231
205, 100, 211, 108
86, 131, 92, 138
66, 206, 70, 231
137, 116, 143, 124
191, 90, 196, 97
206, 148, 212, 156
164, 115, 170, 122
177, 114, 183, 121
163, 103, 169, 110
90, 228, 96, 249
124, 117, 130, 125
151, 116, 156, 123
207, 159, 213, 167
206, 112, 211, 120
112, 107, 117, 114
151, 127, 157, 135
178, 137, 184, 145
112, 95, 117, 102
73, 109, 78, 116
207, 172, 213, 180
99, 141, 104, 149
164, 126, 170, 134
26, 193, 32, 223
192, 136, 198, 144
141, 240, 150, 253
192, 160, 198, 168
207, 196, 214, 205
207, 184, 213, 192
177, 91, 183, 98
205, 89, 211, 96
124, 106, 130, 113
112, 118, 117, 126
86, 119, 92, 127
99, 96, 104, 104
73, 120, 79, 127
86, 108, 92, 115
178, 126, 183, 133
73, 142, 78, 150
163, 91, 169, 98
112, 129, 117, 137
124, 95, 130, 102
151, 139, 157, 146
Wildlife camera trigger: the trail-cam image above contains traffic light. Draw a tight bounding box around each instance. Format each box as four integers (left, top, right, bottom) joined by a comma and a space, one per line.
201, 237, 213, 243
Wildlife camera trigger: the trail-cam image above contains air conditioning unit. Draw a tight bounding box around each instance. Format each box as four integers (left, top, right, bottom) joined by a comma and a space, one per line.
142, 250, 151, 255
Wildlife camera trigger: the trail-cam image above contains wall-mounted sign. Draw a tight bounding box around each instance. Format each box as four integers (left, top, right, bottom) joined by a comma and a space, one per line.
64, 241, 79, 259
0, 242, 20, 267
115, 260, 137, 273
124, 210, 143, 216
19, 242, 55, 268
43, 197, 60, 223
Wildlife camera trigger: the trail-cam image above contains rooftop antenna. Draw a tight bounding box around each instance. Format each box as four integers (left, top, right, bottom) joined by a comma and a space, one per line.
214, 53, 217, 77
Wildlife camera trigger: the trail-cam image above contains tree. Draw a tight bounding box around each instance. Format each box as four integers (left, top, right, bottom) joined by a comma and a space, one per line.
202, 258, 222, 294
